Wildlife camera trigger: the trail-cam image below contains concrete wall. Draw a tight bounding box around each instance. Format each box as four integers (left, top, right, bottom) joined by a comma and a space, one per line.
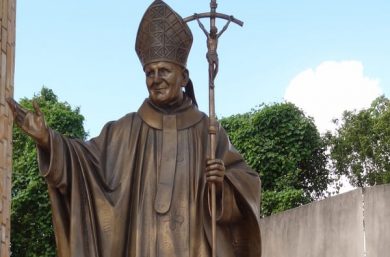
364, 184, 390, 257
260, 184, 390, 257
260, 189, 365, 257
0, 0, 15, 256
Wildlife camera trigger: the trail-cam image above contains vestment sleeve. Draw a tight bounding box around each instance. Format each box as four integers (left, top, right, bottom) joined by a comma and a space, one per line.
215, 182, 242, 223
204, 123, 262, 257
213, 124, 261, 224
36, 122, 112, 195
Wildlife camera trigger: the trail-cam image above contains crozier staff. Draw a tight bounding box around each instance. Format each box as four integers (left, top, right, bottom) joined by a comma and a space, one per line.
7, 1, 261, 257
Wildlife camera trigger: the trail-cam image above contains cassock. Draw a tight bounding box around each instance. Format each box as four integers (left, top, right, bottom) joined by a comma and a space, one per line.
38, 97, 262, 257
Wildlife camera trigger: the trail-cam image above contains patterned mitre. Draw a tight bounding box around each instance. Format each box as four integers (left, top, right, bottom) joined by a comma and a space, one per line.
135, 0, 193, 68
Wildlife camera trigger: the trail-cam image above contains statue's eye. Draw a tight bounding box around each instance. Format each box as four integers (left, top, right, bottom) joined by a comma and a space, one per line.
158, 68, 170, 77
146, 71, 154, 78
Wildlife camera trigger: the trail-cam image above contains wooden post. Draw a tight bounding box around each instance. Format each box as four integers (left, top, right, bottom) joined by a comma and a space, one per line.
0, 0, 16, 256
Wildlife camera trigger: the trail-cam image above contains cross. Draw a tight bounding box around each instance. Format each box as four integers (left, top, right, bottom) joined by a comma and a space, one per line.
184, 2, 243, 257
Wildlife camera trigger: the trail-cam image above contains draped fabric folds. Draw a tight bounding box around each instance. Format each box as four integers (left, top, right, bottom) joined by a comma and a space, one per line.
38, 98, 261, 257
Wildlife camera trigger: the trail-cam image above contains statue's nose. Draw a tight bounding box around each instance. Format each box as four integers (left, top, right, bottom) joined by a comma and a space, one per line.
153, 71, 163, 83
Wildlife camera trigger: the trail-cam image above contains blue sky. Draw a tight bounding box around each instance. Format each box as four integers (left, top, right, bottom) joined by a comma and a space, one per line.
15, 0, 390, 137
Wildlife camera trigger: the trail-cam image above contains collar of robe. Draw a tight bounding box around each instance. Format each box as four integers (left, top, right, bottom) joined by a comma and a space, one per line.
137, 97, 206, 214
137, 97, 205, 130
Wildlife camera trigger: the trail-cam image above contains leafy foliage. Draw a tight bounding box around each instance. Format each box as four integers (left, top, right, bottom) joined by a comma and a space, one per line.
327, 95, 390, 188
220, 102, 330, 216
261, 189, 308, 215
11, 87, 87, 257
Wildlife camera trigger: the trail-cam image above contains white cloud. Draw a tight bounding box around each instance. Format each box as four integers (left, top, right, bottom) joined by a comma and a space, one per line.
284, 60, 382, 133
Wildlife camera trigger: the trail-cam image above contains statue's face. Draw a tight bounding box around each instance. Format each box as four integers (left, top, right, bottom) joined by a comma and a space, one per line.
144, 62, 187, 108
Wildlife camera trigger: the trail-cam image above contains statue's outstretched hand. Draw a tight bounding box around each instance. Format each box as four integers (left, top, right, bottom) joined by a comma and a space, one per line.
6, 97, 50, 151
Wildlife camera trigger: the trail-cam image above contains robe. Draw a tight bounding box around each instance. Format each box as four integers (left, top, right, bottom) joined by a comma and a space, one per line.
38, 98, 262, 257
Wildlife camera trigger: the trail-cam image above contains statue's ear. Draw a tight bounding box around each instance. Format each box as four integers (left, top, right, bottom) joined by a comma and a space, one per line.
182, 69, 189, 87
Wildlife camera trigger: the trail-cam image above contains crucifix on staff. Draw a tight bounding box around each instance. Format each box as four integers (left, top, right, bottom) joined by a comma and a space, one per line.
184, 1, 247, 256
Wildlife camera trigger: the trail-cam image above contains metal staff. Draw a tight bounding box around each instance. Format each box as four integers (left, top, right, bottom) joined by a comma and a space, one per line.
184, 2, 243, 256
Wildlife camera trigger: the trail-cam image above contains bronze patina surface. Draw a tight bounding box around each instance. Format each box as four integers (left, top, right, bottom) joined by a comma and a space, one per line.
7, 1, 261, 256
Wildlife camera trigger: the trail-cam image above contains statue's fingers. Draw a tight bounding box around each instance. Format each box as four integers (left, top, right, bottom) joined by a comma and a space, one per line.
208, 168, 225, 176
6, 97, 27, 123
207, 175, 224, 184
206, 164, 224, 172
16, 109, 29, 127
6, 97, 17, 114
32, 101, 43, 116
206, 158, 224, 167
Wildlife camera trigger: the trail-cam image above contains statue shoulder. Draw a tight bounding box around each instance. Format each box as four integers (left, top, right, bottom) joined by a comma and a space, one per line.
93, 112, 140, 138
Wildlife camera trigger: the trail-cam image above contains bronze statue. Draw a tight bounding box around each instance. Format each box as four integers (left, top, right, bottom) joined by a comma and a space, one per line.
7, 1, 261, 257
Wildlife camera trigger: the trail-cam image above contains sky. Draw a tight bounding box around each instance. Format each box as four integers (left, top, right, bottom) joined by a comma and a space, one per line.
14, 0, 390, 138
